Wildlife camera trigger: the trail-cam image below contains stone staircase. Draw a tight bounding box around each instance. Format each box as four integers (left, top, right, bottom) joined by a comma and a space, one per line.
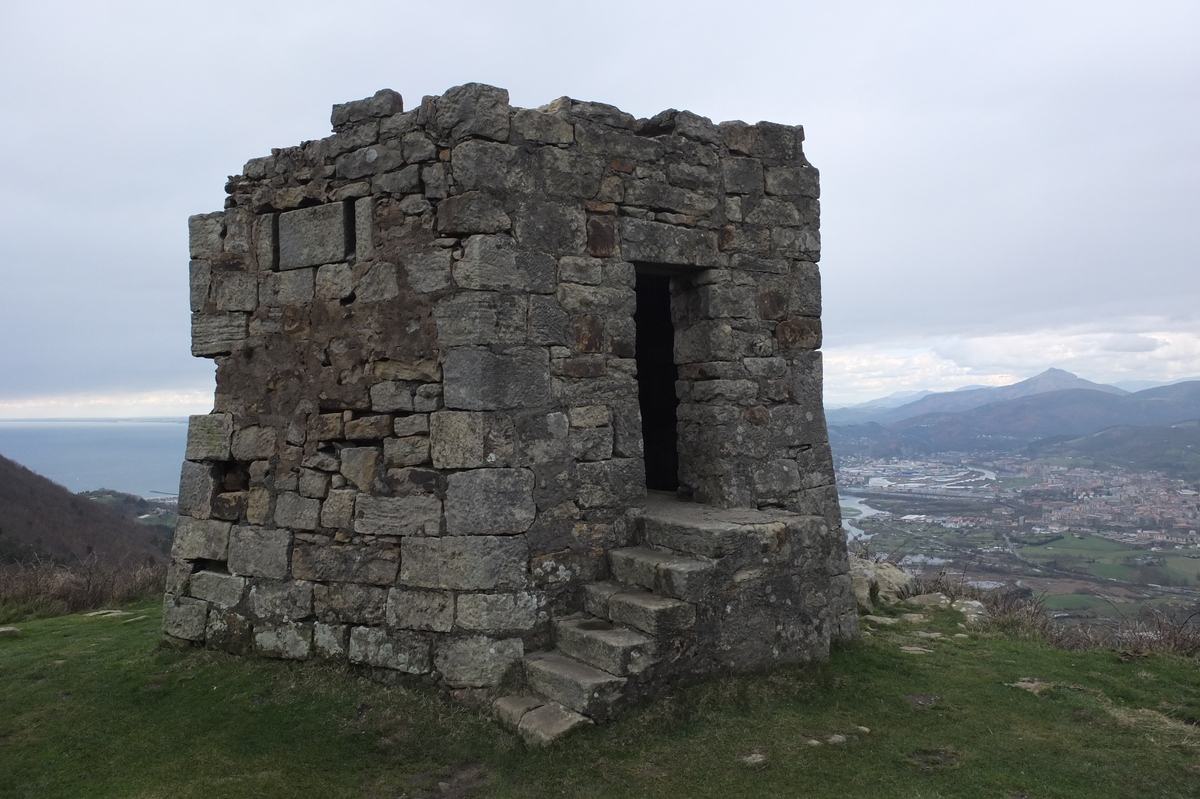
493, 493, 841, 745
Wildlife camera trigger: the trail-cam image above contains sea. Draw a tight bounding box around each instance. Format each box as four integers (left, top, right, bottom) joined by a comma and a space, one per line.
0, 418, 189, 499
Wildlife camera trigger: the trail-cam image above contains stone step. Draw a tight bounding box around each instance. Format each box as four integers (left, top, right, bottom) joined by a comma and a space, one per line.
583, 581, 696, 636
608, 545, 715, 603
492, 693, 592, 747
640, 493, 794, 557
554, 614, 658, 676
524, 650, 626, 722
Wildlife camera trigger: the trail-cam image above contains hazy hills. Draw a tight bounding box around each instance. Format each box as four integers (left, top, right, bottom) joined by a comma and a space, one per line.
828, 374, 1200, 476
0, 452, 169, 564
827, 368, 1128, 426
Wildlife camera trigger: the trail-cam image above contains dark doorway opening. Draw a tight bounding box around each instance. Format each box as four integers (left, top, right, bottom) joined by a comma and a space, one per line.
634, 271, 679, 491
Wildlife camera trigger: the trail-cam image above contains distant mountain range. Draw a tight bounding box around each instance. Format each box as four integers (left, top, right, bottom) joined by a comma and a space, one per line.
827, 368, 1128, 426
827, 369, 1200, 477
0, 453, 169, 564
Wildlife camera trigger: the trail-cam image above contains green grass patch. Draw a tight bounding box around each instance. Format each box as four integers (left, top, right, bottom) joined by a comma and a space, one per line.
1040, 593, 1115, 611
2, 602, 1200, 797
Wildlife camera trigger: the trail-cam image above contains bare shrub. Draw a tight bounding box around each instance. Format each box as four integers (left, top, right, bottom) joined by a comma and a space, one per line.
979, 590, 1200, 657
0, 556, 165, 623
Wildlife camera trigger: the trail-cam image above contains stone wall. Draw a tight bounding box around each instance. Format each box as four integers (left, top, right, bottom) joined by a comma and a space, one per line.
165, 83, 852, 695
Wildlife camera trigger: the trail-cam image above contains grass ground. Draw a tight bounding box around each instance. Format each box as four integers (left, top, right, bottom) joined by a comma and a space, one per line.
2, 601, 1199, 798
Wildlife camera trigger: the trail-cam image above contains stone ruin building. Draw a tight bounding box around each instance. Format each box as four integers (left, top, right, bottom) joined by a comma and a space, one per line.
164, 83, 857, 744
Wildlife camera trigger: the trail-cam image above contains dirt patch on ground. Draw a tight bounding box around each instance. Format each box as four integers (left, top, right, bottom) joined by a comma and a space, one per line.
907, 746, 962, 773
375, 762, 488, 799
907, 694, 939, 708
1007, 678, 1054, 695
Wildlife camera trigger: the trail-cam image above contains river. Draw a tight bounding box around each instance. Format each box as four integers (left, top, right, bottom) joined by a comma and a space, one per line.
839, 493, 885, 540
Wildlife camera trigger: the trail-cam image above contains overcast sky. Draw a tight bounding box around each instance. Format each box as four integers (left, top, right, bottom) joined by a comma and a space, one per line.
1, 0, 1196, 415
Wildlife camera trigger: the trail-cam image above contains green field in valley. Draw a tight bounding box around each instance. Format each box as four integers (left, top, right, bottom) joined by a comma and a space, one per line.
1019, 535, 1200, 587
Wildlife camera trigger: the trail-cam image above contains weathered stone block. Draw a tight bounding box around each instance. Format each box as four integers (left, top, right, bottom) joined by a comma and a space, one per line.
291, 540, 400, 585
722, 157, 764, 194
356, 262, 399, 302
249, 579, 313, 621
263, 268, 315, 305
435, 82, 510, 142
189, 212, 225, 258
163, 594, 208, 641
414, 384, 444, 412
445, 469, 536, 534
511, 201, 586, 256
765, 164, 819, 198
443, 348, 552, 411
400, 536, 528, 590
451, 139, 521, 192
315, 262, 354, 301
189, 259, 211, 312
374, 164, 420, 195
228, 526, 290, 579
402, 250, 452, 293
373, 358, 442, 382
274, 492, 320, 531
437, 191, 511, 234
309, 413, 344, 441
348, 627, 431, 673
353, 494, 442, 536
569, 426, 613, 461
368, 381, 413, 413
435, 635, 523, 688
339, 447, 380, 491
232, 425, 277, 460
618, 218, 720, 267
429, 411, 484, 469
314, 583, 387, 625
775, 316, 822, 350
512, 108, 574, 144
173, 516, 230, 561
434, 291, 527, 347
213, 271, 258, 311
393, 414, 430, 437
206, 608, 253, 654
246, 487, 272, 526
189, 571, 246, 609
387, 588, 454, 632
336, 144, 405, 180
255, 622, 312, 660
383, 435, 431, 467
331, 88, 404, 130
191, 312, 247, 356
453, 235, 555, 293
345, 414, 393, 440
456, 592, 538, 632
320, 489, 357, 529
313, 623, 349, 658
298, 468, 330, 499
278, 204, 349, 270
185, 413, 232, 461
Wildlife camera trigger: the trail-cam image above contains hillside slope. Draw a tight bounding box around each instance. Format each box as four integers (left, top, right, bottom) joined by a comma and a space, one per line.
0, 453, 170, 564
1028, 420, 1200, 480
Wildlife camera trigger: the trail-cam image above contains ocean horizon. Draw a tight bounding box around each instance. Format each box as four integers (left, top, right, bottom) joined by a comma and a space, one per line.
0, 418, 189, 499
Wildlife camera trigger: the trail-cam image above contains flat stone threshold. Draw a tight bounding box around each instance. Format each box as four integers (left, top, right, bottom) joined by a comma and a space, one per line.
643, 491, 815, 527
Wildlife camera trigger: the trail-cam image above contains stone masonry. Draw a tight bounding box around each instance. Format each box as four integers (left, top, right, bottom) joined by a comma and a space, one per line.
166, 83, 857, 742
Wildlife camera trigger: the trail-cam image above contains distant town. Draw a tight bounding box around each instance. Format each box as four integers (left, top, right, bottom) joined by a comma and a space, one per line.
838, 456, 1199, 544
836, 455, 1200, 620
